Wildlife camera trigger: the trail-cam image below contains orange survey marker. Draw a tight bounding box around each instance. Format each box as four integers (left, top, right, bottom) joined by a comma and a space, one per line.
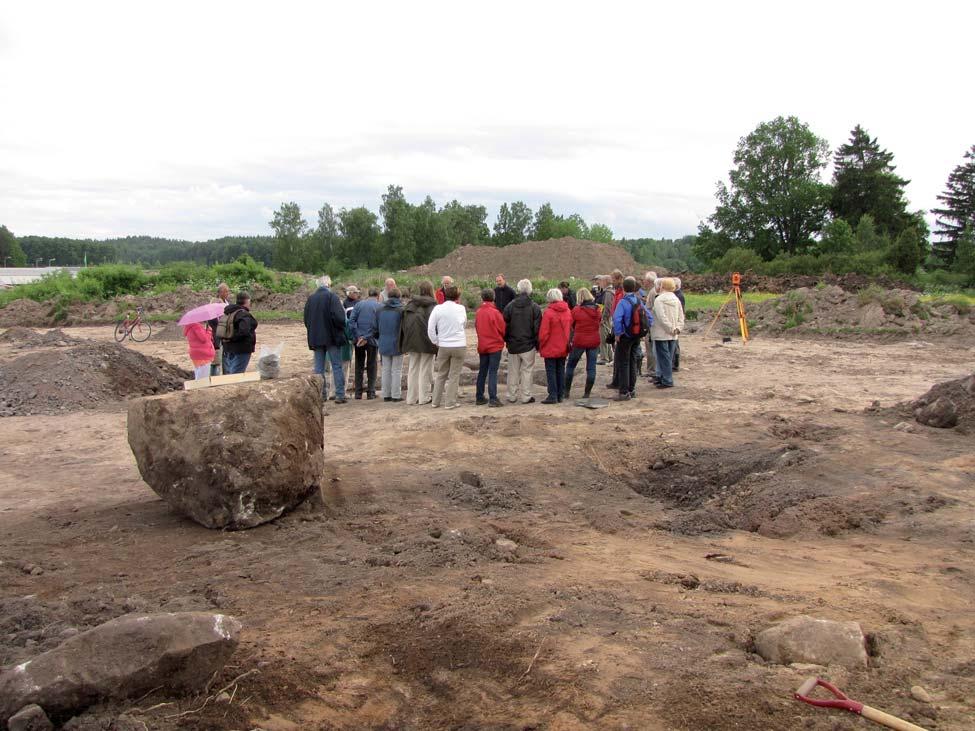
704, 272, 749, 342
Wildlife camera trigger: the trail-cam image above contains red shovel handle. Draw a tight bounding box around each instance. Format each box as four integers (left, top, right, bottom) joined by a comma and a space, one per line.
795, 677, 864, 714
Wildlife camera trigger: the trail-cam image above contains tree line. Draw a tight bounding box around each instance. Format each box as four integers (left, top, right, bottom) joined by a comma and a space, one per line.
695, 117, 975, 280
268, 188, 615, 273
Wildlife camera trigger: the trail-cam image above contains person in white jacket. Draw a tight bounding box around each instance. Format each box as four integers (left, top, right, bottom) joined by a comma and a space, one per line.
427, 285, 468, 409
650, 278, 685, 389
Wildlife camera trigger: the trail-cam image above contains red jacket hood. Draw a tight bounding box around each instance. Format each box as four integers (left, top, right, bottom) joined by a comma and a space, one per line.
548, 300, 570, 313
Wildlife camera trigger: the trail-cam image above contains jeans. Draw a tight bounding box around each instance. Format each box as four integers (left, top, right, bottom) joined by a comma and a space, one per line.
193, 364, 210, 380
224, 352, 251, 375
654, 339, 677, 387
476, 350, 502, 401
544, 357, 566, 401
381, 354, 404, 399
313, 345, 345, 399
432, 346, 466, 407
565, 347, 597, 397
354, 343, 378, 397
615, 335, 639, 395
210, 346, 223, 377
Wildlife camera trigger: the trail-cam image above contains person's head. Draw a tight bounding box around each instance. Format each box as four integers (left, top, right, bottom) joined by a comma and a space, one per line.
577, 287, 594, 304
217, 282, 230, 300
558, 280, 570, 293
546, 288, 563, 303
660, 277, 676, 292
600, 275, 612, 288
495, 274, 506, 287
318, 274, 332, 288
236, 291, 251, 307
418, 280, 434, 298
654, 278, 663, 293
643, 271, 657, 288
345, 285, 359, 300
611, 269, 624, 286
385, 277, 396, 292
673, 277, 682, 291
368, 287, 380, 299
481, 288, 495, 303
517, 279, 533, 296
441, 275, 453, 288
623, 276, 638, 293
388, 287, 401, 299
444, 285, 460, 302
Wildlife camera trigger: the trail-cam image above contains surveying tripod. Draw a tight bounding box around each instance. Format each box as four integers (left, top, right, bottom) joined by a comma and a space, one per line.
704, 272, 749, 342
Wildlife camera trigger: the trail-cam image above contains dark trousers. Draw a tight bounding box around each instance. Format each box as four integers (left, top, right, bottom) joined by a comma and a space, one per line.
654, 339, 677, 387
476, 350, 502, 401
565, 347, 597, 397
615, 335, 639, 395
354, 343, 377, 396
673, 340, 681, 371
544, 357, 566, 401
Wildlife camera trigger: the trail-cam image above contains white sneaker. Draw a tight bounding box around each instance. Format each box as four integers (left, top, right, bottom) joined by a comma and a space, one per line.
431, 403, 440, 408
444, 404, 460, 410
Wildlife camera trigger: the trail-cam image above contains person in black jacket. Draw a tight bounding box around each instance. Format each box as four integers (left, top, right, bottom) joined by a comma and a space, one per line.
502, 279, 542, 404
303, 275, 349, 403
494, 274, 516, 313
222, 292, 258, 374
558, 281, 577, 309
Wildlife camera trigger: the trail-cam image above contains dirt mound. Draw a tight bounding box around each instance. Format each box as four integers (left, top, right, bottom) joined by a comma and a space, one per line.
0, 340, 190, 417
707, 285, 975, 338
0, 298, 50, 327
410, 238, 641, 279
883, 373, 975, 433
0, 327, 82, 348
679, 272, 917, 294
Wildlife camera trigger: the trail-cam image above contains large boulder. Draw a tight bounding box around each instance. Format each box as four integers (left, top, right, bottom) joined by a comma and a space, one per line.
914, 396, 959, 429
0, 612, 241, 725
128, 374, 324, 529
754, 615, 867, 668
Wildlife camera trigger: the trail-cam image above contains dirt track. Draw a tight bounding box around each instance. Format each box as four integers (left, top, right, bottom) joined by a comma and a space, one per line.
1, 325, 973, 730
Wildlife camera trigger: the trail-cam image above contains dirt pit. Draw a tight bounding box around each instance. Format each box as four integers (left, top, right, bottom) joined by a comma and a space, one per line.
1, 325, 974, 730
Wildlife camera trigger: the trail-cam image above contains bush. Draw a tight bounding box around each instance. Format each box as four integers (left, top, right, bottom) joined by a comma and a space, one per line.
711, 247, 764, 274
76, 265, 150, 297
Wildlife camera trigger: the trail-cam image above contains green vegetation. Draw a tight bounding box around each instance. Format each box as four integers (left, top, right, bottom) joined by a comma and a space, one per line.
778, 291, 813, 329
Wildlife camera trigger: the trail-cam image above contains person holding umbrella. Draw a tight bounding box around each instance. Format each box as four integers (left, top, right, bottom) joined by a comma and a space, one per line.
177, 300, 229, 380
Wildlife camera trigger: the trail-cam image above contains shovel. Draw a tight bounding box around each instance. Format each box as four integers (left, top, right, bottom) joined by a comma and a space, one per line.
795, 677, 929, 731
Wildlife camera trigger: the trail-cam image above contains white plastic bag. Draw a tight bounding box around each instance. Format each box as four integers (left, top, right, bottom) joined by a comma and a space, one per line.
257, 342, 284, 379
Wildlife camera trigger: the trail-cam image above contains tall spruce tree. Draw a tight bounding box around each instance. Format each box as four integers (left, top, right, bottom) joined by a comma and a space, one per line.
830, 125, 913, 238
932, 145, 975, 265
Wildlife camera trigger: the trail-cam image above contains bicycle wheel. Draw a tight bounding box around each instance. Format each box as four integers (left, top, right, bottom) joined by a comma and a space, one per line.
114, 320, 128, 342
130, 320, 152, 342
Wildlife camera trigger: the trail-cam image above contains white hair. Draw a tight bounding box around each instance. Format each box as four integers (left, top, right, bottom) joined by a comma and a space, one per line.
653, 278, 663, 292
644, 271, 657, 281
546, 288, 563, 303
673, 277, 682, 290
517, 279, 533, 295
318, 275, 332, 287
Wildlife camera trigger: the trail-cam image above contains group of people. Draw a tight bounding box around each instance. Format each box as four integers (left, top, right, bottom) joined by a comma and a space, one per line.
300, 269, 685, 407
182, 283, 258, 380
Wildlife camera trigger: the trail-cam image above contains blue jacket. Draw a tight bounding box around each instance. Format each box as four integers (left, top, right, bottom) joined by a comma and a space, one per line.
350, 298, 382, 346
613, 293, 652, 337
376, 297, 404, 356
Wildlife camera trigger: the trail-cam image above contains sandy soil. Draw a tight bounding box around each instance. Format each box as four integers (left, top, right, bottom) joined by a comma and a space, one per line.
1, 324, 973, 730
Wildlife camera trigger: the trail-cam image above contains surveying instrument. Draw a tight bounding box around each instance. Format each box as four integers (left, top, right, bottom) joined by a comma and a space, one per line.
704, 272, 749, 342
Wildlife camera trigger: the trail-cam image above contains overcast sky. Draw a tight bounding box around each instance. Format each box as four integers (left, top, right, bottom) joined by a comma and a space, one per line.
1, 1, 972, 242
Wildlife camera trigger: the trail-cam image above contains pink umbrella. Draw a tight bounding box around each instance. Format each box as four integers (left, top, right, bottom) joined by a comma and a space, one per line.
177, 302, 228, 326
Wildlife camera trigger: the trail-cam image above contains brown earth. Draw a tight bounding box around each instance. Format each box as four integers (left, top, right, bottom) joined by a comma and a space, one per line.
679, 272, 919, 295
882, 373, 975, 434
1, 325, 974, 730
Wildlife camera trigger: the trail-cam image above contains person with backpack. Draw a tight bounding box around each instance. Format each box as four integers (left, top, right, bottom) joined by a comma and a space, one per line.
303, 275, 349, 403
538, 288, 572, 404
377, 287, 405, 402
611, 277, 650, 401
349, 288, 382, 399
221, 292, 258, 374
209, 282, 231, 376
651, 278, 684, 389
474, 288, 506, 407
564, 288, 601, 399
400, 280, 438, 405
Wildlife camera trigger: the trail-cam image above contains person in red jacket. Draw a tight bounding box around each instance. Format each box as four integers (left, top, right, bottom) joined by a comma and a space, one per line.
565, 288, 602, 399
474, 289, 506, 406
183, 321, 216, 380
538, 288, 573, 404
435, 275, 453, 305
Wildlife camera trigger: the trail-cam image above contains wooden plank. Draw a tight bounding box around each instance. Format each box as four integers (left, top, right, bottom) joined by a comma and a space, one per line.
184, 371, 261, 391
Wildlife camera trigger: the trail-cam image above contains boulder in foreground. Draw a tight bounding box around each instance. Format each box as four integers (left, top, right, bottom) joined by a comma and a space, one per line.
754, 615, 867, 668
0, 612, 241, 725
128, 374, 325, 529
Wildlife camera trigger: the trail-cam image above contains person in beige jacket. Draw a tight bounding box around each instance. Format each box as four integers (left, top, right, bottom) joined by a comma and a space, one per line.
650, 278, 684, 389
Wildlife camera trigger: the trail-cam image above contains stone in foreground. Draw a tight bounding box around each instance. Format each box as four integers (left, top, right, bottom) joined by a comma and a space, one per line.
7, 704, 53, 731
0, 612, 241, 725
754, 615, 867, 668
128, 374, 325, 529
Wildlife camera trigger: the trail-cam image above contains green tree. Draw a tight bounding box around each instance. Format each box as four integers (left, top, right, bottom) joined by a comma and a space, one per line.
381, 185, 416, 270
887, 227, 921, 274
412, 196, 450, 263
530, 203, 560, 240
712, 246, 764, 274
336, 206, 381, 268
707, 116, 832, 259
270, 202, 308, 271
854, 214, 889, 253
441, 200, 490, 250
0, 225, 27, 267
588, 223, 614, 243
818, 218, 855, 255
313, 203, 340, 262
493, 201, 533, 246
932, 145, 975, 265
563, 213, 589, 239
951, 226, 975, 280
830, 125, 913, 238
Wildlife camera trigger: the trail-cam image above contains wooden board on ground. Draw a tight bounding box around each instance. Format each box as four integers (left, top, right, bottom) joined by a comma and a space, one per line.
184, 371, 260, 391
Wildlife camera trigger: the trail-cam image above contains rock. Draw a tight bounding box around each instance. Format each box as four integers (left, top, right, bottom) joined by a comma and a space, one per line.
651, 460, 665, 471
910, 685, 932, 703
459, 471, 482, 488
0, 612, 241, 724
858, 302, 887, 329
7, 704, 53, 731
754, 616, 867, 668
893, 421, 916, 433
495, 538, 518, 552
914, 396, 959, 429
127, 375, 325, 529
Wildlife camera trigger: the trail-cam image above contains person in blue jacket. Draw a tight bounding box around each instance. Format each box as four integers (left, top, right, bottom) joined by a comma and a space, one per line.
376, 288, 405, 402
611, 276, 652, 401
349, 288, 382, 399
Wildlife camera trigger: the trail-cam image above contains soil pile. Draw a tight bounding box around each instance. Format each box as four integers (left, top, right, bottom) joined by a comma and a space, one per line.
0, 340, 190, 417
0, 327, 82, 348
678, 272, 917, 294
882, 373, 975, 433
410, 238, 641, 279
706, 285, 974, 338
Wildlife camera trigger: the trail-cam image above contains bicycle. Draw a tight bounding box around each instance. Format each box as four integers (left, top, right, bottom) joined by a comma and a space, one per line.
114, 307, 152, 343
